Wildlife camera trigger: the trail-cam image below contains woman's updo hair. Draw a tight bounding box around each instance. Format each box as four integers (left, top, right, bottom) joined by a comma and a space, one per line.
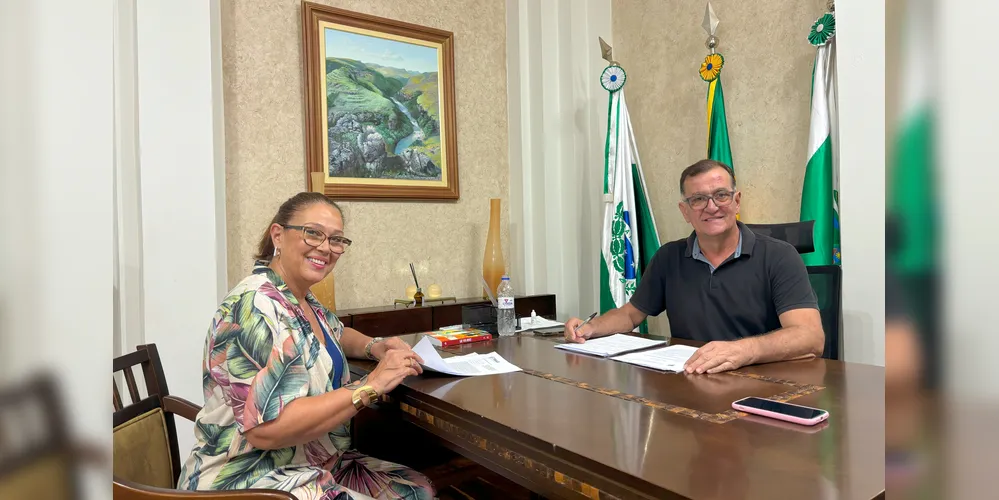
255, 192, 343, 261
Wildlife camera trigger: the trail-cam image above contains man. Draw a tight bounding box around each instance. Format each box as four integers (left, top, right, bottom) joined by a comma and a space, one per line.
565, 159, 824, 373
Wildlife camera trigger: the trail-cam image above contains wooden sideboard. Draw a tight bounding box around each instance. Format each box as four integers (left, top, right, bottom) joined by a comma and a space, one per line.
334, 294, 557, 337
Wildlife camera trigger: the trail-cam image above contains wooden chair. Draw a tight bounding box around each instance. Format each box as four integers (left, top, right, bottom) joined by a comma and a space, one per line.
113, 344, 294, 499
0, 373, 81, 499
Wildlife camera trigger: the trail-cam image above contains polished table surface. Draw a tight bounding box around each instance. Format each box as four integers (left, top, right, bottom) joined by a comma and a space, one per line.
352, 334, 885, 500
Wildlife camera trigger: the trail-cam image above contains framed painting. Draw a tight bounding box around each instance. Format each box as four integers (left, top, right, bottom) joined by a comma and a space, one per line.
302, 2, 459, 200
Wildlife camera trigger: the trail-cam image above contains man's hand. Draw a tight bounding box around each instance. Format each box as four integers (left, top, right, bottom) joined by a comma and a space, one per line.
370, 337, 414, 360
563, 305, 647, 344
684, 340, 756, 374
563, 317, 595, 343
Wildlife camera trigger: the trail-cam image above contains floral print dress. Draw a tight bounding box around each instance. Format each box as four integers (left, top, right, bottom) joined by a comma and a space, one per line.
176, 264, 435, 500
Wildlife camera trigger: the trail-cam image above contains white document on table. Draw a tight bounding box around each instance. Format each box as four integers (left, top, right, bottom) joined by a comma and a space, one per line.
516, 316, 564, 332
412, 337, 521, 376
553, 334, 667, 357
611, 344, 700, 372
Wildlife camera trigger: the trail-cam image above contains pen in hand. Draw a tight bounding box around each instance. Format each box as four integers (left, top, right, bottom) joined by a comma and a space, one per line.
575, 312, 597, 332
565, 312, 598, 343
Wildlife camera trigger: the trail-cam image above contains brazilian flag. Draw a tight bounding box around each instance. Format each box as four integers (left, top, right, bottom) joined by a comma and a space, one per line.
700, 52, 737, 217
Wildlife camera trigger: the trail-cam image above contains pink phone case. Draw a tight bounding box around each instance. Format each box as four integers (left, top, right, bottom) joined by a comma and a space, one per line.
732, 398, 829, 426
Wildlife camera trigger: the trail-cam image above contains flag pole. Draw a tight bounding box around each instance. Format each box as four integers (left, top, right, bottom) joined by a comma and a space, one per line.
598, 37, 619, 205
701, 1, 739, 218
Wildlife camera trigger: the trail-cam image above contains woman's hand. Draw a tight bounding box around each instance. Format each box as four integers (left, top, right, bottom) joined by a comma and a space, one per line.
366, 349, 424, 395
370, 336, 414, 360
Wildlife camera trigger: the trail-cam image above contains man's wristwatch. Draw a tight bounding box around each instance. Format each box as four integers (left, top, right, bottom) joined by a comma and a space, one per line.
364, 337, 385, 360
351, 385, 379, 410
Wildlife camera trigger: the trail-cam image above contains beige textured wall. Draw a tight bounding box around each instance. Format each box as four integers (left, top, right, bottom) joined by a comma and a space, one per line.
222, 0, 509, 309
613, 0, 828, 243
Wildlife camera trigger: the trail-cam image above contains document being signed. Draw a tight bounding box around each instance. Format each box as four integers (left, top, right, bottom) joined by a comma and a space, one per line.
553, 333, 667, 357
611, 344, 699, 372
412, 337, 521, 376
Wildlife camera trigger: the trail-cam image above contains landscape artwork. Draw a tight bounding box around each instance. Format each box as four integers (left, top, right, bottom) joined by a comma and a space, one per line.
325, 28, 442, 181
302, 3, 459, 200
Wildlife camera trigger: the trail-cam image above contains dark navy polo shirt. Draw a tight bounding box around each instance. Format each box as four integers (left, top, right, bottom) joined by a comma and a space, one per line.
630, 222, 818, 342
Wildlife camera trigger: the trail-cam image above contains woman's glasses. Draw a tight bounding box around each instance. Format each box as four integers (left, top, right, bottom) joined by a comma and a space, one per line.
282, 225, 352, 252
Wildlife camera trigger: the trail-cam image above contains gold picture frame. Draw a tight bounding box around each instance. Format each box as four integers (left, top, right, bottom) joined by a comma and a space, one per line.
301, 2, 459, 201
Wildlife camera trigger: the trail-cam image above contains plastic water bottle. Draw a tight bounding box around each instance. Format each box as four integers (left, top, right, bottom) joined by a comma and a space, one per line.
496, 275, 516, 336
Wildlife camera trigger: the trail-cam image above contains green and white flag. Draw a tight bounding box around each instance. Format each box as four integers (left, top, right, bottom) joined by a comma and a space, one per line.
889, 0, 936, 339
599, 65, 660, 332
800, 12, 841, 266
890, 0, 935, 277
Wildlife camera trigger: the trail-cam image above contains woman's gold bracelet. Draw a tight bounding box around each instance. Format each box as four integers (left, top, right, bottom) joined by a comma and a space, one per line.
351, 385, 379, 410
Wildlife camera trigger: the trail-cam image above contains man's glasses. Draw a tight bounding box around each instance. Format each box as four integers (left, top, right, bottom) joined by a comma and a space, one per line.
684, 190, 736, 210
282, 225, 352, 252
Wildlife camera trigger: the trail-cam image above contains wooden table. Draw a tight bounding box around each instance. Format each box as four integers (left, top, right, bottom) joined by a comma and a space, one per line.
351, 334, 885, 500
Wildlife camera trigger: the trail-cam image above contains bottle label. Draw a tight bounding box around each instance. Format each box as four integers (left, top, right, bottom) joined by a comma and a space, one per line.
498, 297, 515, 309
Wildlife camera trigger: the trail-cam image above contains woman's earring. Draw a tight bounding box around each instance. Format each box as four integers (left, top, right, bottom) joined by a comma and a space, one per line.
273, 247, 281, 257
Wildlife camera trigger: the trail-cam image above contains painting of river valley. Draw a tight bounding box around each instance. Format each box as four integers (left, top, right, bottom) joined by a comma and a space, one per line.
303, 5, 459, 200
325, 27, 443, 180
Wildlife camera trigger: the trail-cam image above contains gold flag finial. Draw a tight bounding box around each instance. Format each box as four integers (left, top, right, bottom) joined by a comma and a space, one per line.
598, 37, 618, 66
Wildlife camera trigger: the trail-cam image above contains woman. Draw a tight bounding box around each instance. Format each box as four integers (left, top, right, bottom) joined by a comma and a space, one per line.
177, 192, 435, 500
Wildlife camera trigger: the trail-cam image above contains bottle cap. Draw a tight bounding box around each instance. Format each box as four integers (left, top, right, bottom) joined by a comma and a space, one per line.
501, 275, 509, 280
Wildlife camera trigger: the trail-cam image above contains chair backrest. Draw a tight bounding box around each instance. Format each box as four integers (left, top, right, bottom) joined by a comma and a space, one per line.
745, 220, 816, 254
807, 265, 842, 360
0, 374, 77, 499
113, 344, 181, 489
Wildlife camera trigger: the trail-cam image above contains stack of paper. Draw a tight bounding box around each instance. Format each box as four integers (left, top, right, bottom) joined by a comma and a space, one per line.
611, 345, 699, 372
412, 337, 521, 376
553, 334, 667, 357
516, 316, 564, 332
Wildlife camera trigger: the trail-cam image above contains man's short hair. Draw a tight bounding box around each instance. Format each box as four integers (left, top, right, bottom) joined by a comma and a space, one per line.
679, 159, 736, 195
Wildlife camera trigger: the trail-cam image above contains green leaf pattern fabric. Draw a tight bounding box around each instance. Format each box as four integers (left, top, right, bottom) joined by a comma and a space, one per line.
177, 263, 435, 499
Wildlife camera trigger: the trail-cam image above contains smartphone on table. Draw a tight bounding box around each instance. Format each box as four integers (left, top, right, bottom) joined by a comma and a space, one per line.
732, 397, 829, 426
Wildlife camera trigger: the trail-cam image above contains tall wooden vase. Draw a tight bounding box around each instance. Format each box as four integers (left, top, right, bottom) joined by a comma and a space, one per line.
309, 171, 337, 310
482, 198, 505, 299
